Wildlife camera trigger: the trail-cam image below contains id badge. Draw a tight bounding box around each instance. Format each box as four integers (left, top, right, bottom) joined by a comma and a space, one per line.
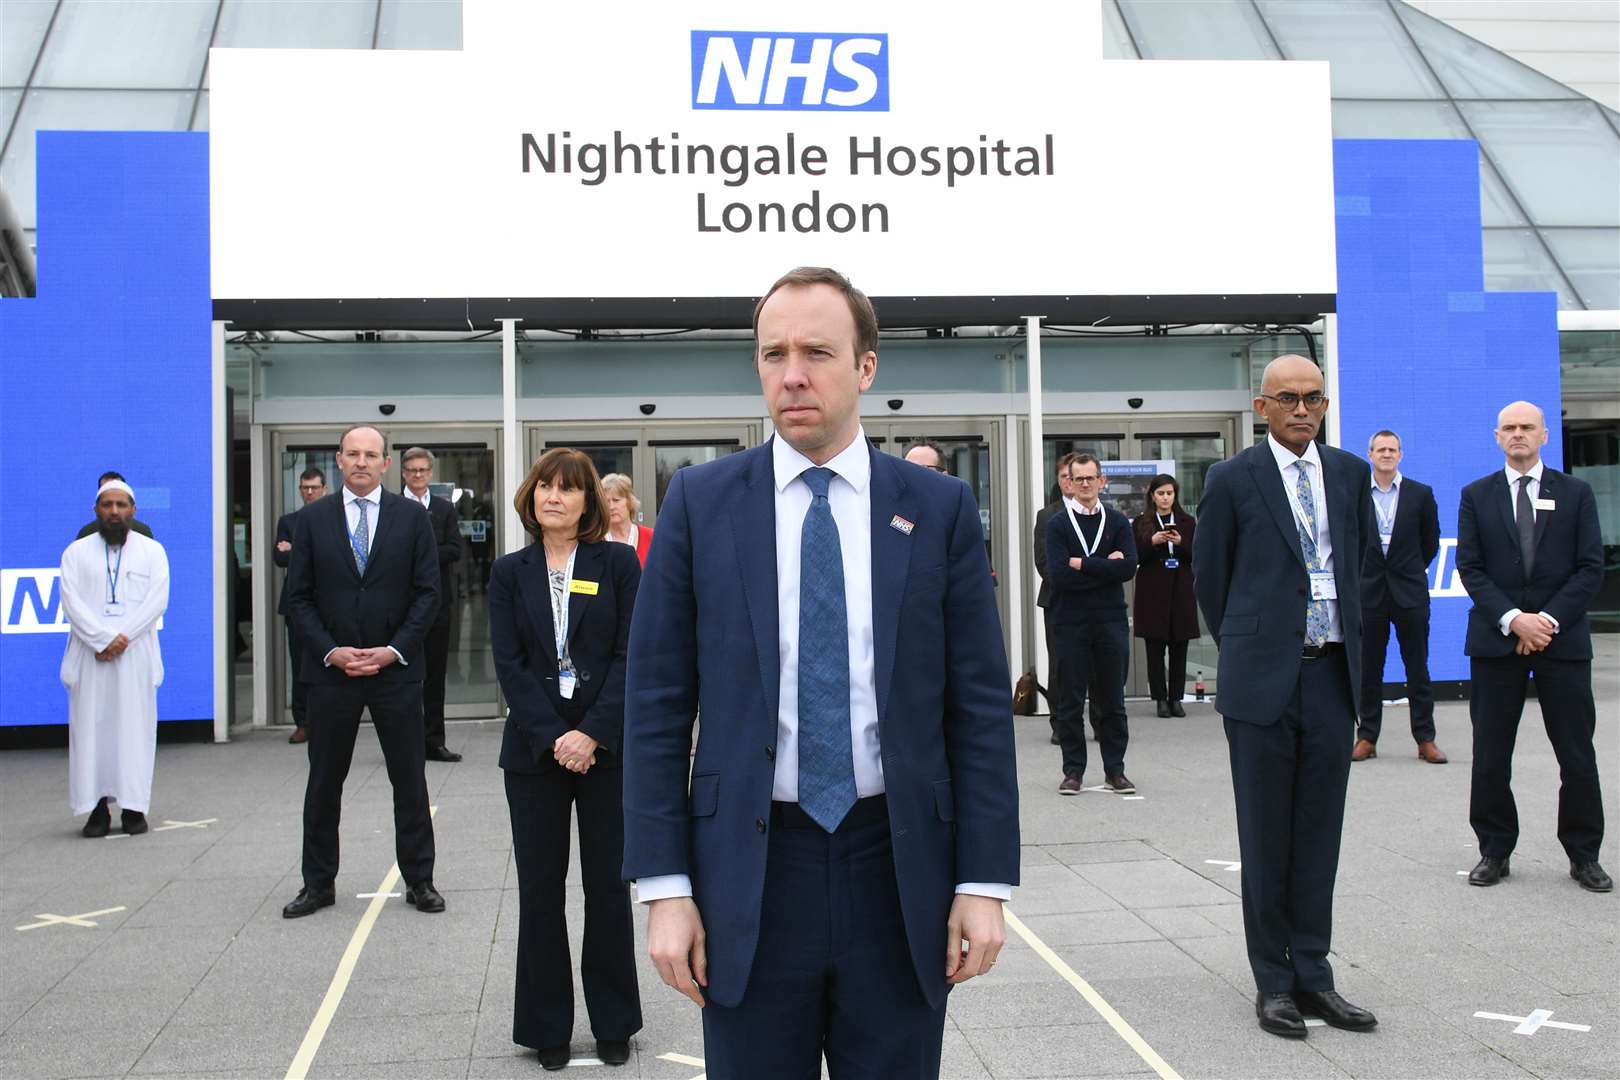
1309, 571, 1337, 600
1163, 558, 1179, 570
104, 601, 126, 617
1379, 534, 1393, 550
558, 669, 577, 700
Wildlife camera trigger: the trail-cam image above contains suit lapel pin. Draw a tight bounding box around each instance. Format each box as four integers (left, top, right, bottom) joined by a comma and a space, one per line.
889, 514, 915, 536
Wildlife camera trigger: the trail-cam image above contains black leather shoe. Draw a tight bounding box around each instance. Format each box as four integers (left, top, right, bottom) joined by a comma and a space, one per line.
1469, 856, 1510, 886
1155, 700, 1172, 718
81, 798, 111, 838
282, 885, 336, 918
1295, 989, 1378, 1031
1169, 700, 1186, 717
1049, 729, 1060, 745
120, 810, 148, 836
1571, 861, 1614, 892
425, 746, 462, 763
596, 1039, 630, 1066
1255, 992, 1306, 1038
538, 1046, 570, 1071
405, 881, 446, 913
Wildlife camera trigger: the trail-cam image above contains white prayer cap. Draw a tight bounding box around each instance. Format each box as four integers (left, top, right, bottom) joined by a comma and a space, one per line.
96, 479, 136, 501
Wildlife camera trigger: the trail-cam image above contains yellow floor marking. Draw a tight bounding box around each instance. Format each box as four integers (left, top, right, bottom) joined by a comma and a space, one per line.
284, 805, 438, 1080
1003, 906, 1183, 1080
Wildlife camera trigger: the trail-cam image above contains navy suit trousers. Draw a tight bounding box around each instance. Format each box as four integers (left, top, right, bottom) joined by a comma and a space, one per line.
699, 796, 947, 1080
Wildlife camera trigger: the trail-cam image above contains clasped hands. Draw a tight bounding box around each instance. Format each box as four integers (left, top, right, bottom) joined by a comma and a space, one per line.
94, 634, 130, 662
553, 730, 598, 774
646, 892, 1006, 1008
1510, 612, 1557, 656
328, 645, 400, 677
1069, 551, 1128, 570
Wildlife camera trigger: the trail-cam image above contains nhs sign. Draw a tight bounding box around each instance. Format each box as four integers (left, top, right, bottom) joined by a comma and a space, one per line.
691, 31, 889, 111
2, 569, 69, 634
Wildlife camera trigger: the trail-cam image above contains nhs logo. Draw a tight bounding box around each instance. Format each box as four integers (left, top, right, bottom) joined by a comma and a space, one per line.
2, 569, 69, 634
691, 31, 889, 111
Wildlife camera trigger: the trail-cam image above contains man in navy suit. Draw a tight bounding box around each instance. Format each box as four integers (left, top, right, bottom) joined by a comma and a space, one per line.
1194, 356, 1379, 1039
1457, 401, 1609, 893
623, 267, 1020, 1077
1355, 430, 1446, 764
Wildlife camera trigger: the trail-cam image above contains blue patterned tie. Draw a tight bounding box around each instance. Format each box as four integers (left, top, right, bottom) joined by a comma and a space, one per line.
1293, 462, 1331, 646
797, 467, 856, 832
351, 498, 369, 575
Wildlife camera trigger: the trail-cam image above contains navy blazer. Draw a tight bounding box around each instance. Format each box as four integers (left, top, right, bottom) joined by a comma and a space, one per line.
1193, 441, 1374, 725
273, 509, 298, 616
622, 440, 1020, 1010
1361, 477, 1439, 611
488, 539, 640, 771
1456, 467, 1602, 661
283, 489, 440, 685
1044, 505, 1138, 622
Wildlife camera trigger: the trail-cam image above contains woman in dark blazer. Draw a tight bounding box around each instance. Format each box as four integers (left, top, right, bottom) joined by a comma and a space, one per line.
489, 448, 642, 1071
1132, 474, 1200, 717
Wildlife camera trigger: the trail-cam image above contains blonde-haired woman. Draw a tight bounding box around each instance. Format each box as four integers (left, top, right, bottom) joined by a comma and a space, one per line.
600, 473, 654, 567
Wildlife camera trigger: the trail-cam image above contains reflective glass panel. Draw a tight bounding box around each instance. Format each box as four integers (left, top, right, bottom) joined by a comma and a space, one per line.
1393, 2, 1579, 100
1101, 0, 1139, 59
1119, 0, 1278, 60
34, 0, 215, 88
0, 89, 195, 228
1462, 101, 1620, 227
215, 0, 377, 49
1330, 99, 1467, 139
192, 89, 209, 130
1541, 229, 1620, 311
654, 443, 741, 514
1481, 229, 1583, 309
1478, 157, 1527, 228
1, 89, 20, 141
1136, 434, 1226, 517
1, 0, 56, 86
377, 0, 462, 49
1255, 0, 1443, 98
1561, 331, 1620, 397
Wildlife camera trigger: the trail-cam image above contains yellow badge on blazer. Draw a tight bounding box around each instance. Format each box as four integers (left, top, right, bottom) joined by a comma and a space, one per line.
569, 579, 599, 596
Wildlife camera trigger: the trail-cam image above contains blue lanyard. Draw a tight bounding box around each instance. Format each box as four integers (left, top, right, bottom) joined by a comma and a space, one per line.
105, 542, 124, 603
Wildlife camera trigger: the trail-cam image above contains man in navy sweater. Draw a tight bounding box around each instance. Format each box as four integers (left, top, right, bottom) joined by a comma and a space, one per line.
1046, 454, 1139, 794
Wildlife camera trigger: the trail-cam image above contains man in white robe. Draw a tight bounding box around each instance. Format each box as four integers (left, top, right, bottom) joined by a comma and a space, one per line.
59, 480, 170, 838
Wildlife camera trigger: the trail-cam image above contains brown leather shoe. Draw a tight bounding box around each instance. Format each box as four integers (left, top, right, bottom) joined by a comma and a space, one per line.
1351, 739, 1377, 762
288, 727, 308, 745
1417, 740, 1448, 764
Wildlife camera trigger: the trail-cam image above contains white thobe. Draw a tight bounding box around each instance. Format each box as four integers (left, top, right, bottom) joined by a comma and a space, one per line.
58, 531, 170, 814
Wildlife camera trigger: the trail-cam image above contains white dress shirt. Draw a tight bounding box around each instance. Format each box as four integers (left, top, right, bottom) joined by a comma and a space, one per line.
1370, 471, 1401, 554
324, 486, 405, 666
1267, 434, 1342, 643
1496, 458, 1559, 636
404, 488, 430, 508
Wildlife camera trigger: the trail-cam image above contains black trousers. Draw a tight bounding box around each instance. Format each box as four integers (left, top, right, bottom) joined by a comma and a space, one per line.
700, 797, 946, 1080
1042, 606, 1064, 733
1469, 655, 1604, 863
505, 765, 641, 1050
1358, 603, 1434, 744
1054, 617, 1129, 779
301, 679, 436, 888
1143, 638, 1189, 703
285, 622, 308, 728
1224, 648, 1353, 994
422, 618, 452, 749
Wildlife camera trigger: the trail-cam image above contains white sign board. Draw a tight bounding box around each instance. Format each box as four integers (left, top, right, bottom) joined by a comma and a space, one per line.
209, 1, 1336, 302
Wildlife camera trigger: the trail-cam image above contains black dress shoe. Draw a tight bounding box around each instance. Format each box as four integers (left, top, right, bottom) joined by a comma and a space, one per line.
282, 885, 336, 918
1169, 700, 1186, 717
81, 797, 111, 838
1255, 992, 1306, 1038
1295, 989, 1377, 1031
425, 746, 462, 763
1571, 861, 1614, 892
1049, 730, 1060, 745
1155, 700, 1172, 718
596, 1039, 630, 1066
1469, 856, 1510, 886
120, 810, 148, 835
405, 881, 446, 913
538, 1045, 570, 1071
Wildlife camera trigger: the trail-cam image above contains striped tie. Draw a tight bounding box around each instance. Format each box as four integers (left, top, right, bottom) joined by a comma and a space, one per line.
1294, 462, 1331, 646
351, 498, 369, 575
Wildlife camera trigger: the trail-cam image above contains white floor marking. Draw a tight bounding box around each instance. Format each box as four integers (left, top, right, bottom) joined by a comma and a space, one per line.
284, 805, 438, 1080
1204, 859, 1241, 872
1474, 1009, 1591, 1035
1304, 1018, 1326, 1027
154, 817, 218, 831
657, 1051, 707, 1079
1122, 795, 1145, 800
1004, 907, 1182, 1080
15, 905, 127, 931
354, 892, 400, 899
103, 833, 129, 840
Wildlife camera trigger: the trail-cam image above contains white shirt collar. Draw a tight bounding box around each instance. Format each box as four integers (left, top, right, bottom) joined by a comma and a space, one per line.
405, 488, 430, 506
772, 427, 872, 495
1505, 458, 1544, 486
344, 485, 381, 507
1371, 470, 1402, 492
1267, 432, 1322, 473
1072, 499, 1104, 516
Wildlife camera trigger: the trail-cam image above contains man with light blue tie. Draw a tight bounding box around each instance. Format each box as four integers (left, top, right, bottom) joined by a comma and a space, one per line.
623, 267, 1020, 1077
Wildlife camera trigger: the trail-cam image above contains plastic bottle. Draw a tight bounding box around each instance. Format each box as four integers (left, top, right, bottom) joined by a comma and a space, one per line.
1194, 671, 1206, 702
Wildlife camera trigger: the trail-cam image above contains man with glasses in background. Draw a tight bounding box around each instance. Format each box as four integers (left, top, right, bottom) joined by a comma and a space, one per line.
274, 467, 327, 744
401, 447, 465, 763
903, 440, 949, 475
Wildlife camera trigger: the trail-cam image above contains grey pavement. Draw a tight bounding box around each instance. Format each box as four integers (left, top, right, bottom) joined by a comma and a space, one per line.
2, 636, 1615, 1079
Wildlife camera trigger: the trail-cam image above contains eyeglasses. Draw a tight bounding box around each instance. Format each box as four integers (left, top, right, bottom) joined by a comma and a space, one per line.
1259, 391, 1327, 410
1070, 475, 1101, 485
403, 467, 432, 476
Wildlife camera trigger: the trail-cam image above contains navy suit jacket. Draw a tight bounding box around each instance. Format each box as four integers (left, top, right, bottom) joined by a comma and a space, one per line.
1193, 441, 1374, 725
488, 539, 640, 772
622, 439, 1020, 1009
1361, 477, 1439, 611
1456, 467, 1602, 661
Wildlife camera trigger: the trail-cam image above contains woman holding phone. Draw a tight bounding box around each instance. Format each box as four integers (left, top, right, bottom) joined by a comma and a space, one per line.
1132, 474, 1200, 717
